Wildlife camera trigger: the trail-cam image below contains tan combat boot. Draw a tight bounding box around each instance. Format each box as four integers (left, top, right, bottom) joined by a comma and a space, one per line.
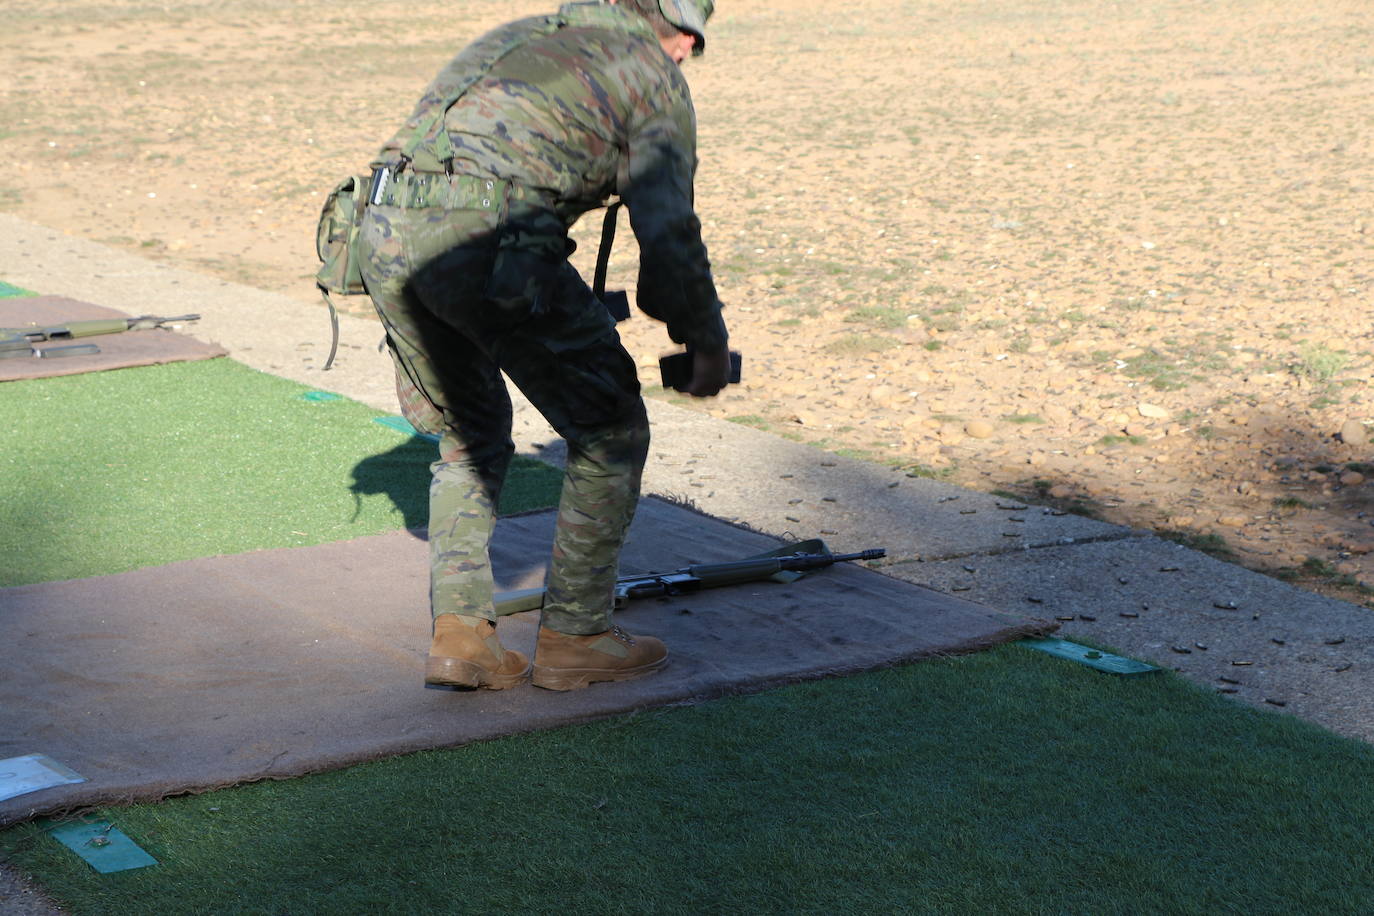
424, 614, 530, 690
530, 625, 668, 691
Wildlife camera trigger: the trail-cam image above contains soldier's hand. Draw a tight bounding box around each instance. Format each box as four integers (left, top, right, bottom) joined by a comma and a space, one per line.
685, 343, 731, 397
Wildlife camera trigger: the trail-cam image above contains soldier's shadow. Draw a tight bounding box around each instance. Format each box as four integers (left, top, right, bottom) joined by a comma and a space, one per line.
349, 435, 436, 536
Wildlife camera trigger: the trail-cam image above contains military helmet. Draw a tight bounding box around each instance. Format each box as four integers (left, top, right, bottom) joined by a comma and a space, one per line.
658, 0, 713, 55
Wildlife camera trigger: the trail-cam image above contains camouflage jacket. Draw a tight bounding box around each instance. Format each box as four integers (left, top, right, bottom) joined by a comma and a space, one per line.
375, 2, 726, 351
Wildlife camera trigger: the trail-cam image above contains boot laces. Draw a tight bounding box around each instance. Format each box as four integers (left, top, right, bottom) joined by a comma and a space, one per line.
610, 624, 636, 646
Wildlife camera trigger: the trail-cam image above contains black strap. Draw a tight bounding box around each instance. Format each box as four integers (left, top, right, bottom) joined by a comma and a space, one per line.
592, 201, 622, 301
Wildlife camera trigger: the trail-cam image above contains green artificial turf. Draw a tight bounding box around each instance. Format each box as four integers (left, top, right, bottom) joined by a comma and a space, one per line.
0, 358, 564, 586
4, 647, 1373, 914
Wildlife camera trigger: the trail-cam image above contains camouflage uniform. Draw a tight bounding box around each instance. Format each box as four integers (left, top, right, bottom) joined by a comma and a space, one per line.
356, 1, 726, 636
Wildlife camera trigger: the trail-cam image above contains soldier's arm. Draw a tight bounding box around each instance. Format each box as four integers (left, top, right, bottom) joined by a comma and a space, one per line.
619, 85, 728, 354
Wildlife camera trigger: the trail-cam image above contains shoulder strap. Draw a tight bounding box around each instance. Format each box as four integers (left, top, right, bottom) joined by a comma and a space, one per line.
593, 201, 630, 321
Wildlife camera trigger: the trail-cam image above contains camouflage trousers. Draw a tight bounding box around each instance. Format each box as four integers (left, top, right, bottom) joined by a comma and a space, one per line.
356, 199, 650, 636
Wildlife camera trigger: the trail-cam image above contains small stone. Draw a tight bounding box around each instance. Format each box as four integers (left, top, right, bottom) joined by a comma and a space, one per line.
1264, 698, 1287, 707
1124, 423, 1148, 437
1214, 600, 1239, 610
1218, 676, 1241, 685
1324, 637, 1346, 645
965, 419, 995, 439
1340, 418, 1368, 446
1138, 402, 1169, 419
1217, 515, 1248, 528
1048, 484, 1073, 499
1119, 611, 1139, 618
1340, 471, 1365, 487
1171, 645, 1192, 654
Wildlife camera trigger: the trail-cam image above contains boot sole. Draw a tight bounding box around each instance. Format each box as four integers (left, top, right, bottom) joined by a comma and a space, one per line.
529, 655, 669, 691
425, 656, 530, 690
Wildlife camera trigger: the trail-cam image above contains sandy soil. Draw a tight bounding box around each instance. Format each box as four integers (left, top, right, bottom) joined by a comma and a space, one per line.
3, 0, 1372, 603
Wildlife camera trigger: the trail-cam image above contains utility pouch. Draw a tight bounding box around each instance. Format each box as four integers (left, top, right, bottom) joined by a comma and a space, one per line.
313, 174, 370, 369
315, 174, 369, 296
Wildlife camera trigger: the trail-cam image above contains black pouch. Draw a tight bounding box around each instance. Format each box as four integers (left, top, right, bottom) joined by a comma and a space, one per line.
481, 204, 568, 329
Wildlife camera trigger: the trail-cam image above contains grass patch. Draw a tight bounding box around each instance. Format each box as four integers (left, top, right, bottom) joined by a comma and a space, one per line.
1273, 496, 1315, 510
823, 333, 902, 355
6, 647, 1374, 913
1160, 530, 1235, 560
1294, 342, 1350, 382
0, 359, 563, 586
902, 462, 955, 479
726, 414, 774, 430
843, 305, 908, 329
1275, 558, 1374, 604
1096, 434, 1146, 448
1001, 413, 1043, 424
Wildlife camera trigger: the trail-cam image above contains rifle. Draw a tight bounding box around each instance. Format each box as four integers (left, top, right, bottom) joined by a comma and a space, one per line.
491, 539, 886, 616
0, 314, 201, 360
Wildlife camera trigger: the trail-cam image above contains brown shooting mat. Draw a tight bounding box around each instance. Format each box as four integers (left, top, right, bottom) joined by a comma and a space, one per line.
0, 296, 225, 382
0, 497, 1052, 826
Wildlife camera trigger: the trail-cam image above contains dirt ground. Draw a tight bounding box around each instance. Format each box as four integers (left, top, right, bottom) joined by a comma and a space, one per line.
4, 0, 1372, 602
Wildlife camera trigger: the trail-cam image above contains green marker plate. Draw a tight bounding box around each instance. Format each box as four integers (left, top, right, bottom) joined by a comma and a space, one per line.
1020, 637, 1160, 676
374, 415, 440, 442
49, 819, 157, 873
299, 390, 343, 402
0, 280, 36, 298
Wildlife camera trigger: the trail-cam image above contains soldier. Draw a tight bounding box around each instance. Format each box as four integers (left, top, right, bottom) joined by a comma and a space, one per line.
355, 0, 730, 690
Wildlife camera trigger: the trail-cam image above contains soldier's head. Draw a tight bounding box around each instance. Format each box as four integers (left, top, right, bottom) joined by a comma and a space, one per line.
618, 0, 713, 63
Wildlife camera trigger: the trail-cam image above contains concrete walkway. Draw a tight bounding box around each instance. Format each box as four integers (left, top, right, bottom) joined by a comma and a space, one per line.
2, 213, 1370, 746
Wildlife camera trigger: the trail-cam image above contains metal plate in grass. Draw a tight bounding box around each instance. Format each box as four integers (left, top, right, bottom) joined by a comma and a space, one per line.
374, 414, 440, 442
1020, 637, 1161, 676
48, 819, 157, 873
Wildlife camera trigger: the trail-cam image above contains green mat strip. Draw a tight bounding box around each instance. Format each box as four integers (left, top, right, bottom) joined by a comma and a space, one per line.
47, 820, 157, 874
0, 280, 37, 298
374, 414, 440, 442
1020, 637, 1161, 676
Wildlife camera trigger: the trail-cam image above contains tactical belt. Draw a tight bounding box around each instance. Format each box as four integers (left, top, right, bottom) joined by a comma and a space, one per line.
367, 168, 549, 211
366, 166, 630, 322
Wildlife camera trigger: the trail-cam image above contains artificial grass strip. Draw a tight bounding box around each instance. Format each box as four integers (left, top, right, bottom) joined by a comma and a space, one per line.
3, 645, 1372, 914
0, 280, 36, 298
0, 359, 563, 586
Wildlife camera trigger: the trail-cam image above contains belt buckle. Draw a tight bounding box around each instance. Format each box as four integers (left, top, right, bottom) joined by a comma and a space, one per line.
368, 167, 391, 206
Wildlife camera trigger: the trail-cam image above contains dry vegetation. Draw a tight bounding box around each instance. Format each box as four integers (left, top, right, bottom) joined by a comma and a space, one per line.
4, 0, 1373, 599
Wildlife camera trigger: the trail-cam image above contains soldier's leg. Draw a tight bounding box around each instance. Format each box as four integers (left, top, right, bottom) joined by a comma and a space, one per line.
356, 207, 514, 625
490, 263, 652, 637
